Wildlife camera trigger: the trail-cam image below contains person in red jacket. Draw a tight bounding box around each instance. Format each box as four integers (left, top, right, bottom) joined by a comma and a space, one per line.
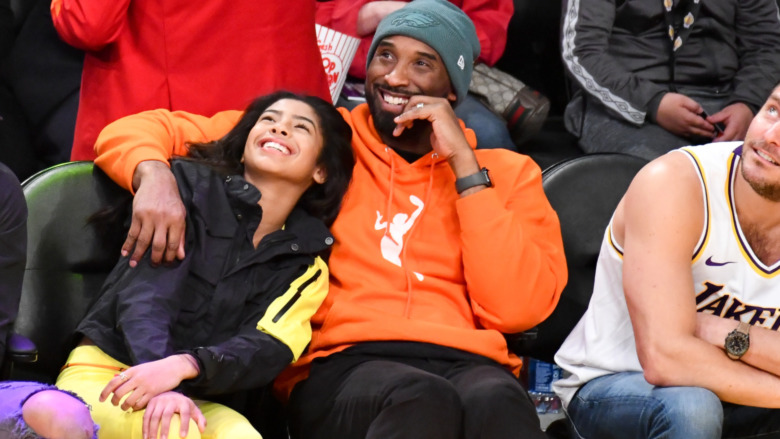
51, 0, 331, 161
92, 1, 567, 437
317, 0, 519, 151
316, 0, 511, 79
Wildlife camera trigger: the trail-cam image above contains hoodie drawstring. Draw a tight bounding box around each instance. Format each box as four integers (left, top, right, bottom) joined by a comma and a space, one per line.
396, 152, 437, 318
384, 148, 396, 240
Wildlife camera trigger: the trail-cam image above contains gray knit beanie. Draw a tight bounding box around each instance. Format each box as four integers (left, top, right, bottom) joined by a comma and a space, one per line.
366, 0, 481, 106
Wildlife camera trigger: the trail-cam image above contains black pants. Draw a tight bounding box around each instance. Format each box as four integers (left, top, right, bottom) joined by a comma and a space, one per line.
0, 162, 26, 366
287, 342, 546, 439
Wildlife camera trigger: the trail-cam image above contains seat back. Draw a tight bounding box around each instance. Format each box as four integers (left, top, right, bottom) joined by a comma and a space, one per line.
509, 153, 648, 363
11, 162, 128, 382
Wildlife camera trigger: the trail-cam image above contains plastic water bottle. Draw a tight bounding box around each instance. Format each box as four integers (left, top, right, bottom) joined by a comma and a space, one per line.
526, 358, 562, 414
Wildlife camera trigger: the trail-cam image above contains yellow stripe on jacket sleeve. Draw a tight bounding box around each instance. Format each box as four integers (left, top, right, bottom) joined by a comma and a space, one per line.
257, 257, 329, 362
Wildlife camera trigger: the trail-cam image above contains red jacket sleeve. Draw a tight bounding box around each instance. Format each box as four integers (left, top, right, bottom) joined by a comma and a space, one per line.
315, 0, 371, 78
50, 0, 131, 51
460, 0, 513, 66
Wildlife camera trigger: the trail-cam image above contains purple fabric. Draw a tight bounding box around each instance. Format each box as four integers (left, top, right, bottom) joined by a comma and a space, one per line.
0, 381, 99, 439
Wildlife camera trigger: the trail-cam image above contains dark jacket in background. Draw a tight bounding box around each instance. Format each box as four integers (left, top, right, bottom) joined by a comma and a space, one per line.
562, 0, 780, 124
0, 0, 12, 58
0, 0, 82, 177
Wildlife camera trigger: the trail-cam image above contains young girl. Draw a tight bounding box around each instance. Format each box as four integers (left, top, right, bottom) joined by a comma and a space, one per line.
56, 91, 354, 439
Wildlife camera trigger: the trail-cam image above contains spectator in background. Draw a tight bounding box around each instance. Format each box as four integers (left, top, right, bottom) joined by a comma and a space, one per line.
3, 0, 82, 175
51, 0, 331, 161
317, 0, 519, 151
562, 0, 780, 160
0, 162, 26, 368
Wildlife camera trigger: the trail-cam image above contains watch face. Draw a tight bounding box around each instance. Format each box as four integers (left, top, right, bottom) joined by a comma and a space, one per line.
726, 332, 750, 357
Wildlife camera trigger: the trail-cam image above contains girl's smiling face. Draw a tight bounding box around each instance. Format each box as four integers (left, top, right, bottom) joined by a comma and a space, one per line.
243, 98, 327, 188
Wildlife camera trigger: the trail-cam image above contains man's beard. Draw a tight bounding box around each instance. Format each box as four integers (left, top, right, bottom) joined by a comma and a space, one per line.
742, 139, 780, 202
367, 86, 435, 144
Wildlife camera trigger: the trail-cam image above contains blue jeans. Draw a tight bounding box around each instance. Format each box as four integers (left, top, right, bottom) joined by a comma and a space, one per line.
455, 94, 517, 152
569, 372, 780, 439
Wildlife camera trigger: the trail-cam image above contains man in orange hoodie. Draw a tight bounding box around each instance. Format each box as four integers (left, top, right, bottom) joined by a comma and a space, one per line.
92, 0, 567, 437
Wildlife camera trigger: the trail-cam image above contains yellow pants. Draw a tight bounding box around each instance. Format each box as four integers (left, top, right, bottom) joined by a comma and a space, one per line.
56, 346, 262, 439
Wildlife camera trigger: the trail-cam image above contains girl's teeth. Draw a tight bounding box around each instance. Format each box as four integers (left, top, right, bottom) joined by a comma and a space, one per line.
264, 142, 288, 154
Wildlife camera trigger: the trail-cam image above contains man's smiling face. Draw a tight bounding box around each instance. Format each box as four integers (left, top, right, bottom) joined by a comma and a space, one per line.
365, 35, 456, 143
740, 87, 780, 201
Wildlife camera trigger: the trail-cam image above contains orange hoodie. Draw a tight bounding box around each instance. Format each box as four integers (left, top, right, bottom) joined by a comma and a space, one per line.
94, 103, 567, 400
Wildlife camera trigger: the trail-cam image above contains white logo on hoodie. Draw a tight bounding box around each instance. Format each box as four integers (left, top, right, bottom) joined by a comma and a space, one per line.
375, 195, 425, 281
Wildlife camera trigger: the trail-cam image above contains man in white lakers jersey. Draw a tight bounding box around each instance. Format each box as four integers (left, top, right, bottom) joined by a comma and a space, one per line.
554, 84, 780, 438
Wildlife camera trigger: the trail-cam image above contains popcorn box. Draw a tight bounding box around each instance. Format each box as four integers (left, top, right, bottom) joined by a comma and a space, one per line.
316, 24, 360, 104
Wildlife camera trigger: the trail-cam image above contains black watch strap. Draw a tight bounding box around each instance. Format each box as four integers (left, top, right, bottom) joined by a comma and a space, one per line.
455, 167, 492, 194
